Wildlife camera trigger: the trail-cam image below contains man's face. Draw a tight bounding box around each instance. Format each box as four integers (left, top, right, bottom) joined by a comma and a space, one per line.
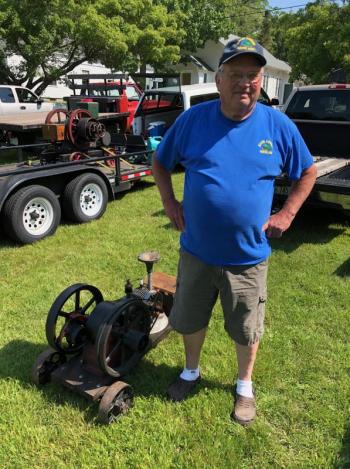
215, 55, 263, 118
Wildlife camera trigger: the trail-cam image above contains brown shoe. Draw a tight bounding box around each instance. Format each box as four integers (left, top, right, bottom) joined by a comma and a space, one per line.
231, 389, 256, 426
167, 375, 201, 402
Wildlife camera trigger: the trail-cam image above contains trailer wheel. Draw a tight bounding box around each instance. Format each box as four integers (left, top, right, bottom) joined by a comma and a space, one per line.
3, 185, 61, 244
62, 173, 108, 223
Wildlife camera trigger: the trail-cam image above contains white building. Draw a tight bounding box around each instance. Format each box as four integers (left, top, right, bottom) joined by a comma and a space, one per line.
173, 35, 291, 103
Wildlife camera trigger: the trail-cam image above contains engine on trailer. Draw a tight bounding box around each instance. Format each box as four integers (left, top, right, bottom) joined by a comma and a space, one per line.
39, 108, 113, 164
31, 251, 176, 424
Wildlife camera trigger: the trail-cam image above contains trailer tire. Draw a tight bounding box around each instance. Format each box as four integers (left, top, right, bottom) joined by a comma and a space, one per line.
62, 173, 108, 223
3, 185, 61, 244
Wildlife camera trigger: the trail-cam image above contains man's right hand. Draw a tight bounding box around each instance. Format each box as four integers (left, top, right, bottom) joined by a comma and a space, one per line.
163, 198, 185, 231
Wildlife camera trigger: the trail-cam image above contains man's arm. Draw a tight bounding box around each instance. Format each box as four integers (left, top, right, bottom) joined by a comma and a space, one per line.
263, 163, 317, 238
152, 154, 185, 231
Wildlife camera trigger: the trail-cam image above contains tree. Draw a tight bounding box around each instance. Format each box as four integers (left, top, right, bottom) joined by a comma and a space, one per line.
158, 0, 268, 55
258, 9, 273, 51
0, 0, 184, 94
270, 1, 350, 83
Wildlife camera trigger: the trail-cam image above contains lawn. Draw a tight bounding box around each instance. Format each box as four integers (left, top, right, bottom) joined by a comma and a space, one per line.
0, 172, 349, 468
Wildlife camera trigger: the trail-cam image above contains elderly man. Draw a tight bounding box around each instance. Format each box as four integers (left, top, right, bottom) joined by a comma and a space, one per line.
152, 37, 316, 426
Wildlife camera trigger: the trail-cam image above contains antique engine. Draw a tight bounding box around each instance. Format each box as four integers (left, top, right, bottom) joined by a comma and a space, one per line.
31, 252, 176, 424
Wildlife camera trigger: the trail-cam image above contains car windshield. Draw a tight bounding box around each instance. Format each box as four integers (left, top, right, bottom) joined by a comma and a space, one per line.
140, 92, 184, 113
79, 83, 141, 100
286, 89, 350, 121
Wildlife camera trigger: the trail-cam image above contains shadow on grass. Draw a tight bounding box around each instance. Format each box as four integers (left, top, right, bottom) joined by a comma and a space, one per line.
0, 234, 15, 249
269, 207, 348, 254
334, 423, 350, 468
0, 339, 230, 423
0, 339, 100, 422
151, 209, 176, 230
333, 257, 350, 277
114, 179, 155, 201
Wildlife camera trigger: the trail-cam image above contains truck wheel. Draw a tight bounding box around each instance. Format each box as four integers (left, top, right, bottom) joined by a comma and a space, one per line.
62, 173, 108, 223
3, 185, 61, 244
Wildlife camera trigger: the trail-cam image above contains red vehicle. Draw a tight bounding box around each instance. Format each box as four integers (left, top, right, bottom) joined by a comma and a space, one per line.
66, 74, 143, 129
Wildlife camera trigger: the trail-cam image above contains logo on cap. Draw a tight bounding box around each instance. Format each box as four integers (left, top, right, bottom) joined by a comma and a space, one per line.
237, 37, 257, 52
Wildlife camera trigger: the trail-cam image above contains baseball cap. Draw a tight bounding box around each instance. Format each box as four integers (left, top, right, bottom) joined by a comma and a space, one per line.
219, 37, 266, 67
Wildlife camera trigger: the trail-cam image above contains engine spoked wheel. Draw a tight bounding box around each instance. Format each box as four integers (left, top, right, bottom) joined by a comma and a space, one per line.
66, 109, 92, 146
46, 283, 103, 354
31, 348, 66, 385
96, 298, 152, 378
98, 381, 134, 424
45, 108, 70, 124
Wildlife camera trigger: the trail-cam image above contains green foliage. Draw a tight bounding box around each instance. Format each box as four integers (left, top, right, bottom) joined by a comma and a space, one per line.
0, 0, 269, 93
0, 173, 349, 467
0, 0, 184, 93
166, 0, 268, 53
0, 0, 272, 93
257, 10, 273, 51
270, 1, 350, 83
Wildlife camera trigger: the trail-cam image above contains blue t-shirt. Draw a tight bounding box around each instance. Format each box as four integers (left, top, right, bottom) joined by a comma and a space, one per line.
156, 100, 313, 266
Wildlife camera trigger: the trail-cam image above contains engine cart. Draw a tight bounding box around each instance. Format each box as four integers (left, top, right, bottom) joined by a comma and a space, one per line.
31, 251, 176, 424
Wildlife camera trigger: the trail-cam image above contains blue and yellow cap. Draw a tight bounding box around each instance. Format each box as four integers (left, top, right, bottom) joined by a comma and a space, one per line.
219, 37, 266, 67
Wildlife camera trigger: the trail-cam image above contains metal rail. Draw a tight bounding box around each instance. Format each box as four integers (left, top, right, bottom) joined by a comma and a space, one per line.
0, 150, 153, 177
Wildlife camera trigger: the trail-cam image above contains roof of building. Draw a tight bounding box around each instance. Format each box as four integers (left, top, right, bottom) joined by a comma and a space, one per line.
187, 55, 215, 72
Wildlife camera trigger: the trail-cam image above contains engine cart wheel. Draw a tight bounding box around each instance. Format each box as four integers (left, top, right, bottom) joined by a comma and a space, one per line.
96, 298, 152, 378
3, 185, 61, 244
98, 381, 134, 424
66, 109, 92, 146
31, 348, 66, 386
62, 173, 108, 223
45, 108, 70, 124
46, 283, 104, 354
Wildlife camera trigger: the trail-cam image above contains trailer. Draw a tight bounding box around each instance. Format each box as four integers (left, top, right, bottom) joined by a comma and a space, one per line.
0, 109, 152, 244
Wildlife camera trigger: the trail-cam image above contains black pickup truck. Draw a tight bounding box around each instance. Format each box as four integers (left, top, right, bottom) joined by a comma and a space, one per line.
274, 84, 350, 216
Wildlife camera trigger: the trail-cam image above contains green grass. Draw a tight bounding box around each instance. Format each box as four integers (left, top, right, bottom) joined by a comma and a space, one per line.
0, 173, 349, 468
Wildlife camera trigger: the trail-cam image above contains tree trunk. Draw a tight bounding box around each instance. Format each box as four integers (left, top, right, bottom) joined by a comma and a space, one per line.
138, 62, 147, 90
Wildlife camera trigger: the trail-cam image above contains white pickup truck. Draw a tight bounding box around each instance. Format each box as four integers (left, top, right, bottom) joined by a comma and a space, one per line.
132, 83, 277, 137
0, 85, 53, 115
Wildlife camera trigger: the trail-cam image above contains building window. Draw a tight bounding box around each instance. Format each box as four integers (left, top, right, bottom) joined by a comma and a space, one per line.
275, 78, 281, 98
263, 74, 269, 91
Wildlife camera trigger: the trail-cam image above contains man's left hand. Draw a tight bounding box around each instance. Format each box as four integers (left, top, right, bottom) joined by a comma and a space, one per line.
262, 209, 295, 238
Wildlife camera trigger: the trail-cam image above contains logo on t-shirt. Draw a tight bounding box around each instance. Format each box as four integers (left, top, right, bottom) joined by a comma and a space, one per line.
258, 139, 273, 155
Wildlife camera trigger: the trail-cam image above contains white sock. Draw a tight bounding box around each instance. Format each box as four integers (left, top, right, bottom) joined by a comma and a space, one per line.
236, 378, 254, 398
180, 367, 200, 381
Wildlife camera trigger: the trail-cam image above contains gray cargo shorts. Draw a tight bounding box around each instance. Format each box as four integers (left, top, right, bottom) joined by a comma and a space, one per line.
169, 249, 268, 346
